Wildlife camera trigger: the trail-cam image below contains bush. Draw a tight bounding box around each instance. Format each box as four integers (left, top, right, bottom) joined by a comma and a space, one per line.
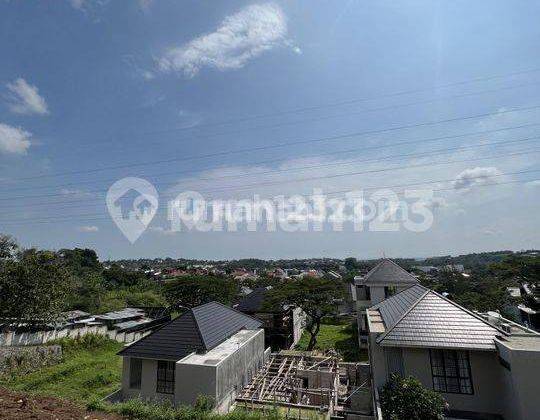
380, 375, 447, 420
52, 334, 117, 353
88, 398, 283, 420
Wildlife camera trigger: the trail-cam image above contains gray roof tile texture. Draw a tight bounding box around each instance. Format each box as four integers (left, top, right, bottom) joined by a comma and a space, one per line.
235, 287, 269, 313
371, 284, 428, 328
373, 285, 501, 351
118, 301, 262, 361
357, 259, 419, 285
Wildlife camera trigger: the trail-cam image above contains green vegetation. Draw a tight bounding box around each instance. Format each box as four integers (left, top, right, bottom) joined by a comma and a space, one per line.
163, 275, 239, 309
4, 335, 287, 419
4, 335, 123, 404
0, 248, 70, 324
380, 375, 446, 420
420, 254, 540, 317
265, 277, 344, 350
89, 398, 286, 420
296, 318, 367, 362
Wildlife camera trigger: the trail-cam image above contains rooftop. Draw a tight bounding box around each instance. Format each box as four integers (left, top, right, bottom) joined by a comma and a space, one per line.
235, 287, 276, 313
496, 335, 540, 351
354, 259, 419, 286
180, 329, 261, 366
118, 301, 262, 361
95, 308, 145, 321
369, 285, 502, 351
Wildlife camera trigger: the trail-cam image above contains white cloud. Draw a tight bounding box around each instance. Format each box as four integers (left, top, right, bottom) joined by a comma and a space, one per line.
0, 123, 32, 154
78, 225, 99, 232
525, 180, 540, 188
67, 0, 110, 18
158, 3, 296, 77
5, 78, 49, 115
453, 166, 503, 191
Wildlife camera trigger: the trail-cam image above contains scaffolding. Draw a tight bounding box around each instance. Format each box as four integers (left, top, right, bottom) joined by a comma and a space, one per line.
236, 351, 339, 416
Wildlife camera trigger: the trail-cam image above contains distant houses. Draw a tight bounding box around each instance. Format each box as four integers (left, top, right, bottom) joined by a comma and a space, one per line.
0, 307, 169, 346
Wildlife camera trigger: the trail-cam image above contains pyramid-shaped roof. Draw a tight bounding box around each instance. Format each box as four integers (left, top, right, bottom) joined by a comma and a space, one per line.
372, 285, 502, 351
118, 301, 262, 361
356, 259, 419, 286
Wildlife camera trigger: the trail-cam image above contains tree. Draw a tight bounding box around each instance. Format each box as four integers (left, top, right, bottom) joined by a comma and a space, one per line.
0, 234, 18, 260
344, 257, 357, 271
380, 375, 447, 420
102, 264, 148, 287
163, 276, 239, 309
0, 250, 70, 325
59, 248, 102, 275
265, 277, 343, 350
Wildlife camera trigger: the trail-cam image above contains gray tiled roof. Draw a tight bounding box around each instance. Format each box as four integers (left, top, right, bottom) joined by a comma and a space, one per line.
374, 286, 501, 351
118, 302, 262, 361
357, 259, 419, 286
235, 287, 271, 313
371, 285, 428, 329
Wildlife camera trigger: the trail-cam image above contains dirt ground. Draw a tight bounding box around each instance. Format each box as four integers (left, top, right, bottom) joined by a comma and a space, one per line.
0, 388, 122, 420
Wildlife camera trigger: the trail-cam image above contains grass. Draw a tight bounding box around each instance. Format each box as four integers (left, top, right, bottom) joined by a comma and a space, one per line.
296, 318, 368, 362
4, 334, 123, 404
90, 398, 290, 420
4, 328, 366, 419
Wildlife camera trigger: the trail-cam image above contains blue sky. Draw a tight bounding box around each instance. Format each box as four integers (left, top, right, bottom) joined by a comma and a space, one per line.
1, 0, 539, 260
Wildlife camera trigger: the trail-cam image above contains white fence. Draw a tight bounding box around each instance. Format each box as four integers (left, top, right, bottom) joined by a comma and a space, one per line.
0, 325, 151, 347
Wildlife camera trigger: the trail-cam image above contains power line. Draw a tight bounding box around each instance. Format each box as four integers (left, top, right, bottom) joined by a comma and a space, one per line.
101, 67, 540, 138
6, 104, 540, 183
0, 147, 537, 219
63, 79, 540, 152
2, 136, 538, 202
0, 171, 537, 225
167, 147, 540, 195
5, 122, 539, 194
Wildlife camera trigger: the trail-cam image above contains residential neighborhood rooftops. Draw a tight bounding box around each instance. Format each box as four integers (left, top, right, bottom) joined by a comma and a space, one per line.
118, 301, 262, 361
370, 284, 502, 351
354, 259, 419, 286
95, 308, 145, 321
235, 287, 273, 313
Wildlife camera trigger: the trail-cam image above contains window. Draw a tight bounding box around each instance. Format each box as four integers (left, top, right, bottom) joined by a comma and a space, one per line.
156, 360, 175, 394
430, 350, 473, 394
129, 358, 142, 389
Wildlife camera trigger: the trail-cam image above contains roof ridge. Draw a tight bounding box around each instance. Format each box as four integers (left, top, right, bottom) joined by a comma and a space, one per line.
386, 258, 418, 280
375, 286, 430, 344
209, 300, 264, 325
426, 289, 508, 336
370, 284, 427, 309
117, 308, 192, 356
363, 260, 384, 280
189, 308, 208, 350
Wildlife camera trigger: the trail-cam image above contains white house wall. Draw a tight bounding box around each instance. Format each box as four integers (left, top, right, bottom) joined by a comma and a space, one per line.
121, 357, 174, 404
